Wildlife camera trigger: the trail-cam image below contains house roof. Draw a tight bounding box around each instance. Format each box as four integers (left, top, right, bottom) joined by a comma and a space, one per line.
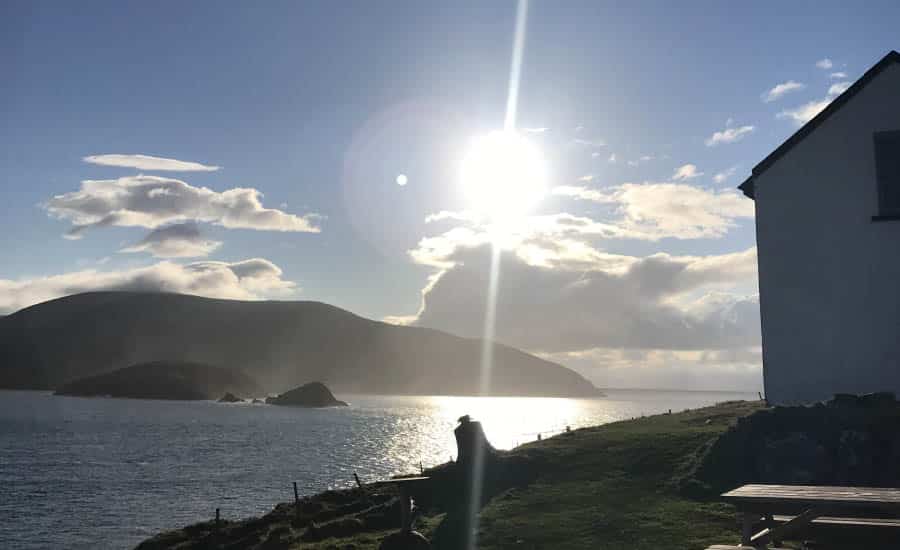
739, 50, 900, 199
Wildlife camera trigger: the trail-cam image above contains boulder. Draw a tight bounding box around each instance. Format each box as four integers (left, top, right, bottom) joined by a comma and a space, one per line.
266, 382, 348, 407
217, 392, 243, 403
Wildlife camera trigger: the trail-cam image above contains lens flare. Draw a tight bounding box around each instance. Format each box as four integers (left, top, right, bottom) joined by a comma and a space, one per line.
460, 130, 547, 222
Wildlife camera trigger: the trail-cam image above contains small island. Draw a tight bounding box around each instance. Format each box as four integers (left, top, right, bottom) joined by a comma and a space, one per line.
54, 361, 261, 401
265, 382, 348, 407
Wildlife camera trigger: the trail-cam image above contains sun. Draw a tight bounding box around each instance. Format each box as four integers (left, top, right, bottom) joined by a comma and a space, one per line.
460, 130, 548, 222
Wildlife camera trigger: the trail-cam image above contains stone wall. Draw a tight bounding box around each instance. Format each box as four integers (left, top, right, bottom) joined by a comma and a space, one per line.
687, 393, 900, 496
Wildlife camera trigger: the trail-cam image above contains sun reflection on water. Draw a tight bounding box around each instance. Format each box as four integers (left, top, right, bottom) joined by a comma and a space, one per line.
374, 395, 605, 472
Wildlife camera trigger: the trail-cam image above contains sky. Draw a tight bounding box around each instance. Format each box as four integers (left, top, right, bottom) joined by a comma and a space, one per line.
2, 1, 898, 391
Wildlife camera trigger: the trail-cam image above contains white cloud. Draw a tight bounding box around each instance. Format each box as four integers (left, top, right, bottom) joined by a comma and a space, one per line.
713, 166, 739, 184
598, 182, 753, 240
0, 258, 296, 314
672, 164, 703, 180
487, 180, 756, 246
577, 175, 595, 182
45, 175, 321, 238
573, 138, 606, 148
777, 78, 854, 126
829, 71, 848, 79
761, 80, 805, 103
120, 222, 222, 258
777, 98, 832, 126
705, 125, 755, 146
827, 81, 851, 96
608, 153, 617, 164
552, 185, 612, 203
83, 154, 220, 172
522, 127, 548, 133
816, 58, 833, 70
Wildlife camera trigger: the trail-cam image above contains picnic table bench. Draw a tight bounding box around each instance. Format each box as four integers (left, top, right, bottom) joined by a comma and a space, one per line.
716, 484, 900, 548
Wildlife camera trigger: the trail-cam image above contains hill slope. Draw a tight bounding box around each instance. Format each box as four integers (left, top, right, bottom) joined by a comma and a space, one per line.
55, 360, 261, 400
0, 291, 598, 397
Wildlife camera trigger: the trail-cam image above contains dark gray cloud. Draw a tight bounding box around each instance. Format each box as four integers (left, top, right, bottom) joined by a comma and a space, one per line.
411, 243, 760, 353
120, 222, 222, 258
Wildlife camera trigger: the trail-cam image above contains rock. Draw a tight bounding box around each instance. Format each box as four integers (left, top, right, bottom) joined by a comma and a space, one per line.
218, 392, 243, 403
858, 392, 897, 408
251, 398, 265, 404
454, 415, 496, 467
266, 382, 348, 407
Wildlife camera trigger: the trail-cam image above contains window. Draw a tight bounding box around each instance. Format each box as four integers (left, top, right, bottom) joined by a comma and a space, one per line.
874, 130, 900, 219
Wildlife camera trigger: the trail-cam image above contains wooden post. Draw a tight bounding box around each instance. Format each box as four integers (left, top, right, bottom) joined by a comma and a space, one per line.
741, 510, 754, 546
215, 508, 220, 527
399, 485, 412, 534
353, 472, 362, 488
293, 481, 299, 504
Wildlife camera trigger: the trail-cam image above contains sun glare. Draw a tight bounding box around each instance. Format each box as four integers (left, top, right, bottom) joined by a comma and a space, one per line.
460, 130, 547, 223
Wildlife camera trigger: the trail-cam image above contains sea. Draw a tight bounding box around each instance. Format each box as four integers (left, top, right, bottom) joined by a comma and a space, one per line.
0, 389, 756, 549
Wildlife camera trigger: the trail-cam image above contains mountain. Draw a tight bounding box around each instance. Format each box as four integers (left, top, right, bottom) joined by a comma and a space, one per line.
55, 361, 261, 400
0, 291, 599, 397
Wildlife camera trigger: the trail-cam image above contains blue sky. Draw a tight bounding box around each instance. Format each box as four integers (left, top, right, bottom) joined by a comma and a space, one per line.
3, 1, 898, 389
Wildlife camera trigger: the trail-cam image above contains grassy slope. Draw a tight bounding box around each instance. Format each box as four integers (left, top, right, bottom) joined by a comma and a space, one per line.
136, 400, 765, 549
475, 400, 763, 549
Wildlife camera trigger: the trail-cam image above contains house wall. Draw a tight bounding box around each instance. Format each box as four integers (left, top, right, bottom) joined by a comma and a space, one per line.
755, 62, 900, 404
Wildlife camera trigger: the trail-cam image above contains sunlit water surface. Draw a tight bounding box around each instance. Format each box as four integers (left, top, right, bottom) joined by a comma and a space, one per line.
0, 389, 755, 549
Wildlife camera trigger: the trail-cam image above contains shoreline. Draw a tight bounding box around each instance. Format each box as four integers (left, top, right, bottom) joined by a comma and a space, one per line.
135, 400, 765, 549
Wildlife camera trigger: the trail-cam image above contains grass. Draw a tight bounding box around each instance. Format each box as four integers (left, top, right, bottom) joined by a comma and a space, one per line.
472, 401, 763, 549
136, 400, 766, 549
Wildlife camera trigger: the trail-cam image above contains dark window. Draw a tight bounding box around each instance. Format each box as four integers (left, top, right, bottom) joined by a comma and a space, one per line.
874, 130, 900, 218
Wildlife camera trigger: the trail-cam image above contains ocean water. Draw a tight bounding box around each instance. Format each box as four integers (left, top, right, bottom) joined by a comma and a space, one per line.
0, 389, 756, 549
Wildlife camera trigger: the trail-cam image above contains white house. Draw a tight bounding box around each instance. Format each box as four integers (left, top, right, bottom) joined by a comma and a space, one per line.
740, 50, 900, 404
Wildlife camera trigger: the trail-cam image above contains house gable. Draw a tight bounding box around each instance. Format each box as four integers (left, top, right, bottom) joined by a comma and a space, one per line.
739, 50, 900, 199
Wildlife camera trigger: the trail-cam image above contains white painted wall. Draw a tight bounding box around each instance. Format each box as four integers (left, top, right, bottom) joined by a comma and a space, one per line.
755, 62, 900, 404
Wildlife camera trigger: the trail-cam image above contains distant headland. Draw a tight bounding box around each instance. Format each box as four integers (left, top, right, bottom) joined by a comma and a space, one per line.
54, 361, 261, 400
0, 291, 601, 398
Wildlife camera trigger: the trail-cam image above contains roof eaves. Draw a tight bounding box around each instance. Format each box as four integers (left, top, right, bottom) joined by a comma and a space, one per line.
738, 50, 900, 201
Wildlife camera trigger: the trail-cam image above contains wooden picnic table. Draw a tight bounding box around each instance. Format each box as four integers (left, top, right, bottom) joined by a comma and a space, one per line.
721, 484, 900, 547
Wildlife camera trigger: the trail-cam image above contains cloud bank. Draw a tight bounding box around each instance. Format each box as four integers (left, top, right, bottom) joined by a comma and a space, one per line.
0, 258, 296, 314
409, 242, 759, 353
